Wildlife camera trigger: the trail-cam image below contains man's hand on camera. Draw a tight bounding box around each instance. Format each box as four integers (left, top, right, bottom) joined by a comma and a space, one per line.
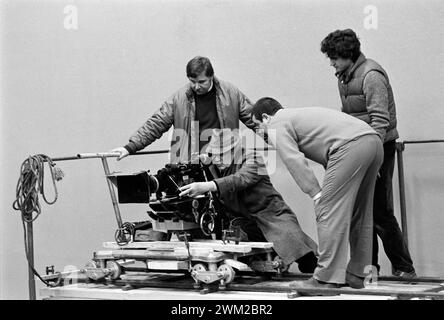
179, 182, 217, 197
111, 147, 129, 161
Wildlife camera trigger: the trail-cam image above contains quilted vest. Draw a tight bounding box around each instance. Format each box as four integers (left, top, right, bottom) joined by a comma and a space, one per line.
338, 54, 398, 143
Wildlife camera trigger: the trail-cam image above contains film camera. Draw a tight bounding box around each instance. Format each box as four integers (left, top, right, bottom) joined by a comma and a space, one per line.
110, 162, 226, 244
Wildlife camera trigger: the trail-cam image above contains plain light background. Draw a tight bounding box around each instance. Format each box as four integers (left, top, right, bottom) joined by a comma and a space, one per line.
1, 0, 444, 299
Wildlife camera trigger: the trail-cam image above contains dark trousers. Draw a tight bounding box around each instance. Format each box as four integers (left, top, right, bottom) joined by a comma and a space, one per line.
233, 217, 318, 273
372, 140, 415, 273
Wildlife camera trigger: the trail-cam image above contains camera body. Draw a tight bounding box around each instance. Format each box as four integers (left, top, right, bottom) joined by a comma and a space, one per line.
152, 163, 207, 198
111, 162, 210, 202
110, 162, 225, 239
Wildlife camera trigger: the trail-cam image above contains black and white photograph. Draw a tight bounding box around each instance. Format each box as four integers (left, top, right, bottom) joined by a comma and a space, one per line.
1, 0, 444, 307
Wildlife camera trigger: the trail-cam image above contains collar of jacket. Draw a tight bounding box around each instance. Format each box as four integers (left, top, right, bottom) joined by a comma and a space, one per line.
336, 53, 367, 84
185, 76, 222, 101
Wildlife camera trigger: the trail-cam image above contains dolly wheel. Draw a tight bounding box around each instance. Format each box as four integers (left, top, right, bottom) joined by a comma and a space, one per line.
106, 261, 122, 280
191, 263, 207, 288
192, 263, 208, 272
217, 264, 235, 284
84, 260, 99, 269
274, 256, 289, 273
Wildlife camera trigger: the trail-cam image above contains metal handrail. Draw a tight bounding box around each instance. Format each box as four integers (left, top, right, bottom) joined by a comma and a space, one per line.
402, 140, 444, 145
396, 139, 444, 247
48, 149, 170, 162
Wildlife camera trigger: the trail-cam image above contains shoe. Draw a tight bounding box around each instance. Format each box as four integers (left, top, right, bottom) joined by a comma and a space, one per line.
289, 277, 341, 296
345, 272, 365, 289
296, 251, 318, 273
392, 269, 417, 279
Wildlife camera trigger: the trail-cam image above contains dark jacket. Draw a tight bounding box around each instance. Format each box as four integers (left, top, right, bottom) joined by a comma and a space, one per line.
125, 77, 255, 162
337, 53, 399, 143
213, 150, 318, 265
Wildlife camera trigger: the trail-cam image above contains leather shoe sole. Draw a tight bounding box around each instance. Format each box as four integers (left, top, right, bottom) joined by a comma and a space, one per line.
289, 277, 341, 296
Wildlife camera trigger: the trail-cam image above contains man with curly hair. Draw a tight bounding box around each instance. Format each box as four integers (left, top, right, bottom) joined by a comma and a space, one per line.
320, 29, 416, 278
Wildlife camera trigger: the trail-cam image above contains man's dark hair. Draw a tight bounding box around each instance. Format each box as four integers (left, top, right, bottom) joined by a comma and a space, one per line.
251, 97, 283, 122
186, 56, 214, 78
320, 29, 361, 62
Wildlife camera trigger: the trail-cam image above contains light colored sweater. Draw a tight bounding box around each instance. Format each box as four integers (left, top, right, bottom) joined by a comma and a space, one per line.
267, 107, 377, 197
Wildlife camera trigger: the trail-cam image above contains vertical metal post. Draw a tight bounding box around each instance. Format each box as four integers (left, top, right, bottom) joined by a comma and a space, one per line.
26, 221, 36, 300
100, 157, 123, 228
396, 142, 409, 247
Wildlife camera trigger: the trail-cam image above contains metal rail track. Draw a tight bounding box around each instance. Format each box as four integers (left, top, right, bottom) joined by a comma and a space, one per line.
101, 271, 444, 300
121, 267, 444, 284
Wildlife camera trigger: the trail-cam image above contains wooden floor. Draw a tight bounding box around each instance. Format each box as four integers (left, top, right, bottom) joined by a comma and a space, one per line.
40, 280, 443, 300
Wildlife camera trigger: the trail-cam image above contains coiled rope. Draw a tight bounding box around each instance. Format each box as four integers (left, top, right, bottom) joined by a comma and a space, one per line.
13, 154, 64, 286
